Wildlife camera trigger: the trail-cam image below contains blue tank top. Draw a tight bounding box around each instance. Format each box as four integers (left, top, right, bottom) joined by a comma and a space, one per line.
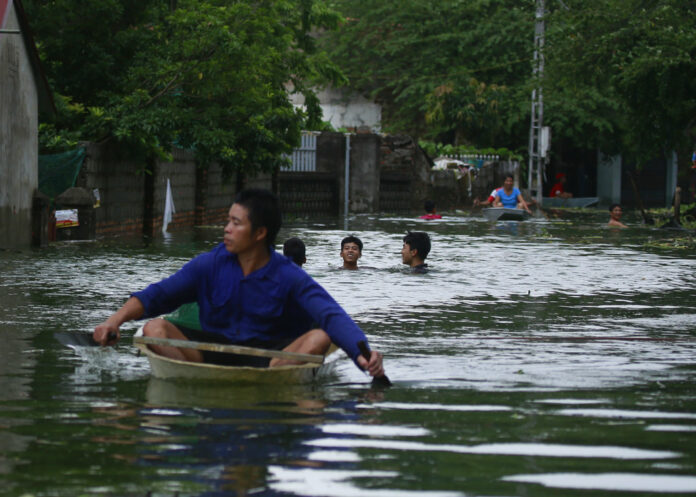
496, 187, 520, 208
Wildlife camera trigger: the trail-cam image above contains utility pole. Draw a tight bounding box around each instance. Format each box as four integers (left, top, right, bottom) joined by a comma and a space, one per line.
528, 0, 546, 206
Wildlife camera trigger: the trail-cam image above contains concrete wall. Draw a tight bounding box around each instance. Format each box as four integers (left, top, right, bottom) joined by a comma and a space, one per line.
55, 132, 438, 240
77, 142, 273, 237
80, 142, 148, 236
195, 161, 240, 226
379, 135, 431, 212
152, 148, 197, 233
288, 87, 382, 133
348, 134, 381, 213
0, 4, 39, 249
597, 152, 622, 207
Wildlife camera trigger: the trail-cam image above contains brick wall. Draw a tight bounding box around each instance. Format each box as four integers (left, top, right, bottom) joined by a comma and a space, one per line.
75, 133, 438, 240
152, 148, 197, 234
80, 142, 147, 237
79, 143, 245, 237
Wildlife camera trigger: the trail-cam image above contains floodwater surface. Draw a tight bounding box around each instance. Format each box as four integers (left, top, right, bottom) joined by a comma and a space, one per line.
1, 210, 695, 496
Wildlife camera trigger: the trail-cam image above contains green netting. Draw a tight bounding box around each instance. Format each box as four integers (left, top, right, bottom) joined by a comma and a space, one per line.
38, 148, 86, 201
165, 302, 202, 331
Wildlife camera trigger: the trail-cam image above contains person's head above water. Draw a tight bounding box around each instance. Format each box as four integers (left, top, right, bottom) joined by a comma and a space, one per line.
283, 237, 306, 266
424, 200, 436, 214
402, 231, 431, 267
340, 235, 363, 270
608, 203, 627, 228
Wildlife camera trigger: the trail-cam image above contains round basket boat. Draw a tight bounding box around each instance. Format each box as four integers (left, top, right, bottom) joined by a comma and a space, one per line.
133, 326, 341, 384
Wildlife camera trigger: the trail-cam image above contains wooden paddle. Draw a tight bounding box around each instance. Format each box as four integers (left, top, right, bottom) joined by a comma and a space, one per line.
357, 340, 392, 387
133, 335, 325, 364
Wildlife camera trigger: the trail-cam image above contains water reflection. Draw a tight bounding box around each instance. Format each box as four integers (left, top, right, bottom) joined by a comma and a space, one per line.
503, 472, 696, 493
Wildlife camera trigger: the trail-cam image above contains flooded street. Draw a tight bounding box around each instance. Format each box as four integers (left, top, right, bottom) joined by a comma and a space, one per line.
1, 210, 695, 496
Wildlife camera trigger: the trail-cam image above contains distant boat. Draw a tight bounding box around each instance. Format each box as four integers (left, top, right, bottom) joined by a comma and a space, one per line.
542, 197, 599, 208
482, 207, 531, 222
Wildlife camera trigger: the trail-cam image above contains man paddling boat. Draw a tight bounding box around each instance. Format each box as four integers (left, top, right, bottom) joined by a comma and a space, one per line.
94, 189, 385, 378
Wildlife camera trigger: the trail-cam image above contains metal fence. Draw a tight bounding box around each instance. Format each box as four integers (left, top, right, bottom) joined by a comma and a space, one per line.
283, 132, 318, 172
443, 154, 501, 169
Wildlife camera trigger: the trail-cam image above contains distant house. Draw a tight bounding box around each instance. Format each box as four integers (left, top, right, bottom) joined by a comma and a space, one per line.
0, 0, 54, 249
288, 85, 382, 133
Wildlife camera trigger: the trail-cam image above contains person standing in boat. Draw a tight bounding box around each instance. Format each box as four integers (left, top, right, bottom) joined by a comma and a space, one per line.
492, 174, 533, 214
401, 231, 431, 274
93, 189, 385, 378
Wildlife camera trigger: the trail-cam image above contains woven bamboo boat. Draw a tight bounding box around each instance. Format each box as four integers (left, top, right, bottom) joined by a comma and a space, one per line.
133, 303, 341, 384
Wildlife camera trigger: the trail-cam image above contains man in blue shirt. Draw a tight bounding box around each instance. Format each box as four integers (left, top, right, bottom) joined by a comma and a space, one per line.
93, 189, 385, 377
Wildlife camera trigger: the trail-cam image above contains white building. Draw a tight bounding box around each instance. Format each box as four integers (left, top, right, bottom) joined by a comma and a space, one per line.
288, 86, 382, 133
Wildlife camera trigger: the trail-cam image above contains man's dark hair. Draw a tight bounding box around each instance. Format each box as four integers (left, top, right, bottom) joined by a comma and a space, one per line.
424, 200, 436, 213
233, 189, 282, 247
341, 235, 363, 251
608, 203, 621, 212
403, 231, 431, 259
283, 237, 306, 265
504, 174, 514, 181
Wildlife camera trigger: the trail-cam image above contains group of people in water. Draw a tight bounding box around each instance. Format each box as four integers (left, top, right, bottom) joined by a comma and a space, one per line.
282, 231, 432, 274
93, 188, 437, 379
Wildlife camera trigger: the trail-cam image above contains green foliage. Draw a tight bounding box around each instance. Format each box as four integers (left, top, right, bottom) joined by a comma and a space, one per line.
544, 0, 696, 163
646, 202, 696, 229
26, 0, 343, 175
27, 0, 696, 172
322, 0, 533, 147
37, 94, 87, 152
325, 0, 696, 166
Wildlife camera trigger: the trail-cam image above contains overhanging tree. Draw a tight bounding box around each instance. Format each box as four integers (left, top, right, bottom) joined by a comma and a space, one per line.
27, 0, 344, 176
324, 0, 696, 165
542, 0, 696, 164
322, 0, 533, 148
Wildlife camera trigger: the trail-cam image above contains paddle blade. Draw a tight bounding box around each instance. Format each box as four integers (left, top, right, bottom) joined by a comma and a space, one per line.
371, 373, 393, 388
54, 331, 99, 347
54, 331, 117, 348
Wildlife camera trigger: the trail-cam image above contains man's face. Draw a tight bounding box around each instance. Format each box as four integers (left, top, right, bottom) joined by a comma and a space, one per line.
340, 242, 362, 264
401, 243, 414, 265
503, 177, 514, 189
611, 206, 623, 219
223, 203, 260, 254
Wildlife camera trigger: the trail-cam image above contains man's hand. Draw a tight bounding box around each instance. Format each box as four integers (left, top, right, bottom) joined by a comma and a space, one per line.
93, 321, 120, 346
357, 350, 385, 378
92, 296, 145, 346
